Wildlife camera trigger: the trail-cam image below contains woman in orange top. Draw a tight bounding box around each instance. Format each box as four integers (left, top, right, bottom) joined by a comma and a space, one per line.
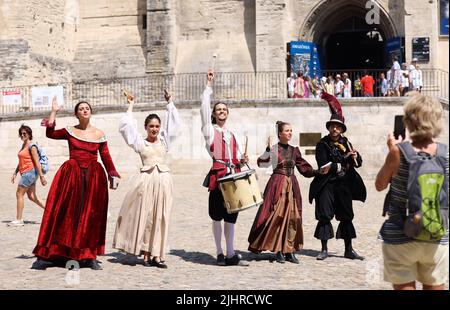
10, 125, 47, 226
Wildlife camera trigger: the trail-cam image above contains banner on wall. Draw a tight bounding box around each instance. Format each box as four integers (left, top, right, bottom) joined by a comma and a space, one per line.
31, 86, 64, 108
289, 41, 322, 78
2, 90, 22, 105
440, 0, 449, 36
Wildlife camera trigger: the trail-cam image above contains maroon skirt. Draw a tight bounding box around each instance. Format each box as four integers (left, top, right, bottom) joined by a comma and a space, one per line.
248, 174, 304, 254
33, 159, 109, 260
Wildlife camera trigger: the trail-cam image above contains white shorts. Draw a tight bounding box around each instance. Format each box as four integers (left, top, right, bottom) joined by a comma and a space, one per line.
382, 242, 449, 286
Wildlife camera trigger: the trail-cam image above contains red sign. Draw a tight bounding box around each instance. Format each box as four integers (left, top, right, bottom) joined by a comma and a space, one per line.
2, 90, 21, 96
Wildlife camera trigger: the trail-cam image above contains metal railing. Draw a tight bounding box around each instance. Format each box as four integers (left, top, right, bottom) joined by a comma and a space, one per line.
0, 69, 447, 116
320, 68, 449, 99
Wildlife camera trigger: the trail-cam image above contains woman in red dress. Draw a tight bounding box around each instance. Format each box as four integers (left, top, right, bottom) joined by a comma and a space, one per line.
32, 97, 120, 270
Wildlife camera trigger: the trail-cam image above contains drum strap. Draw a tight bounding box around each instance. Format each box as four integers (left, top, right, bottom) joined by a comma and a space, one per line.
214, 159, 235, 169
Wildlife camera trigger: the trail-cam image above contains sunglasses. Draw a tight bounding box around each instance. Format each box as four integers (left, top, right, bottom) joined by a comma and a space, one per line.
20, 132, 28, 137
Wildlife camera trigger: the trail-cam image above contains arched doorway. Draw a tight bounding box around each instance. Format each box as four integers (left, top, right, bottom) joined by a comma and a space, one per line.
299, 0, 398, 70
322, 17, 386, 69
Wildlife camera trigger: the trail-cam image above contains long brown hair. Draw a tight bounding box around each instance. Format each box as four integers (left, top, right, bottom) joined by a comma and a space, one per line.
211, 102, 229, 124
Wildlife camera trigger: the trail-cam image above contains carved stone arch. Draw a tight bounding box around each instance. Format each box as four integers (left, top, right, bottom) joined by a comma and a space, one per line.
299, 0, 398, 42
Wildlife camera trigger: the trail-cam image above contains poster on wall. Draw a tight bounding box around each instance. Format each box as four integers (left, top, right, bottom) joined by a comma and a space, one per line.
2, 90, 22, 105
412, 37, 430, 62
289, 41, 322, 78
31, 86, 64, 108
386, 37, 403, 66
440, 0, 449, 36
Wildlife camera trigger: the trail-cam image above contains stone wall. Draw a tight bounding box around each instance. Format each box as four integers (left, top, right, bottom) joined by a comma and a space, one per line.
1, 98, 448, 181
172, 0, 256, 73
72, 0, 147, 80
0, 0, 448, 86
0, 0, 76, 86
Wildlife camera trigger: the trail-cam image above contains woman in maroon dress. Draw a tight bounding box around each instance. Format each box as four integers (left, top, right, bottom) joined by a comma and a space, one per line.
32, 97, 120, 270
248, 121, 327, 264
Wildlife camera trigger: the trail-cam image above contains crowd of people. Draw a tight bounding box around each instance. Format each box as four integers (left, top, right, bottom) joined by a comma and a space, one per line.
287, 57, 424, 99
7, 68, 448, 291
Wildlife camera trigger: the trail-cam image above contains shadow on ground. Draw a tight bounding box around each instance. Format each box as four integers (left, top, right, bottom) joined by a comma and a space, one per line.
104, 251, 141, 266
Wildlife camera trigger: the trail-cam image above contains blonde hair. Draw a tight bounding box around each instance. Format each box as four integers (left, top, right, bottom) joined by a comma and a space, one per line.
403, 93, 443, 142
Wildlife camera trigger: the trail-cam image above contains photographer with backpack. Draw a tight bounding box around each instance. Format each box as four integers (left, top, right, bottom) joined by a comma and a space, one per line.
375, 93, 448, 290
9, 125, 47, 226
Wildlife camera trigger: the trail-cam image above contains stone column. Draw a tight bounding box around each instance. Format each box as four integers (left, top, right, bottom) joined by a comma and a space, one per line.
255, 0, 287, 72
146, 0, 175, 74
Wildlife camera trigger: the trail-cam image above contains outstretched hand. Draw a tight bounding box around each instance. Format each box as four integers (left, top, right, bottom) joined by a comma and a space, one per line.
267, 136, 272, 149
164, 89, 172, 103
51, 96, 60, 113
206, 69, 214, 86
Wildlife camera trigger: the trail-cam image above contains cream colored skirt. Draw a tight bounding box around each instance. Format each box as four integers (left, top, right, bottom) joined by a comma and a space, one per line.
112, 168, 173, 259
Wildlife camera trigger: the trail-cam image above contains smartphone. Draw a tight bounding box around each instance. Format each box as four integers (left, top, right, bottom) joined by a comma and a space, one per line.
394, 115, 405, 140
109, 176, 119, 190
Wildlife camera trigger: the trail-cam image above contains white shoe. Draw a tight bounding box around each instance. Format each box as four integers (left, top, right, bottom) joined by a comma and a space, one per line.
8, 219, 24, 226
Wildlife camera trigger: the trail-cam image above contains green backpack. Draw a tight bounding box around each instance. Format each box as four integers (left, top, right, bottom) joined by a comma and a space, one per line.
398, 142, 449, 241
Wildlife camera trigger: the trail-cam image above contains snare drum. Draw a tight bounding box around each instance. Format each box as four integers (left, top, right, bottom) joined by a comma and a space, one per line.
218, 169, 263, 214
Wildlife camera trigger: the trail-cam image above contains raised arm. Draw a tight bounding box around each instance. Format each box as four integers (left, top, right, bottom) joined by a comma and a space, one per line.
201, 70, 215, 148
161, 90, 181, 150
43, 96, 68, 140
257, 137, 274, 168
375, 133, 401, 191
118, 98, 145, 153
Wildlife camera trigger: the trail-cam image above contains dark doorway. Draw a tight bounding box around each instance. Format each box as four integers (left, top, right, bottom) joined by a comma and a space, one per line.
320, 17, 386, 70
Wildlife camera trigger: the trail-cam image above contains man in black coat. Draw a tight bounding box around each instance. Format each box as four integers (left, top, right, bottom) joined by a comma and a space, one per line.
309, 114, 366, 260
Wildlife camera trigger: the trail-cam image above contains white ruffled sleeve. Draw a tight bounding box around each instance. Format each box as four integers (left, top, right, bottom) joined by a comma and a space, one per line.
119, 112, 145, 153
160, 101, 181, 151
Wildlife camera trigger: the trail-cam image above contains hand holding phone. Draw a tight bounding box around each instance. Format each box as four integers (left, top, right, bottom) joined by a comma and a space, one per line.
109, 176, 119, 190
394, 115, 405, 140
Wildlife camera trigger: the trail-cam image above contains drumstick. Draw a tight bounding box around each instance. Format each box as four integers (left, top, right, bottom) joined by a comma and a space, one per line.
212, 53, 217, 71
244, 136, 248, 156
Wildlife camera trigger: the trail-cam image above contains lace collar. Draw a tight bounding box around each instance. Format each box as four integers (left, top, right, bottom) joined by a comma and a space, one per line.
66, 126, 107, 143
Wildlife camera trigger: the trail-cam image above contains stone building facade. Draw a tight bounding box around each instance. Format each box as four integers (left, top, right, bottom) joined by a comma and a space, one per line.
0, 0, 448, 86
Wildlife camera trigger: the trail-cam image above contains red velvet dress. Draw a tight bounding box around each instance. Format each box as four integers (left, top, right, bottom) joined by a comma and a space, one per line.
33, 122, 120, 261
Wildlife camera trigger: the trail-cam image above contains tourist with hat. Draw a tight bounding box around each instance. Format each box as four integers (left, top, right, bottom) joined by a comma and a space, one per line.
309, 93, 367, 261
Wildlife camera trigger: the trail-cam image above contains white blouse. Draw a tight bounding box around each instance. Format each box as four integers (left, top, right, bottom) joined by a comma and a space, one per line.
200, 86, 243, 161
119, 101, 180, 172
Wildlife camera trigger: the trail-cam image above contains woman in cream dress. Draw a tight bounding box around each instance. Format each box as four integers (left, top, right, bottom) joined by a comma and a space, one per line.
113, 92, 180, 268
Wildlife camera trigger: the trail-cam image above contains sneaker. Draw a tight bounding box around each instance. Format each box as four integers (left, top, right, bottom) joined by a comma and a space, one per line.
216, 253, 226, 266
8, 219, 24, 226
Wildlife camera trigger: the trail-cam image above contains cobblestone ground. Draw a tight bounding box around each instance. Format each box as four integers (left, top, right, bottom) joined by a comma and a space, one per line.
0, 166, 448, 290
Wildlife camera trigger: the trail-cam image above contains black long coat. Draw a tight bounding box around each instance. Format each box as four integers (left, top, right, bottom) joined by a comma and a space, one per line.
308, 135, 367, 204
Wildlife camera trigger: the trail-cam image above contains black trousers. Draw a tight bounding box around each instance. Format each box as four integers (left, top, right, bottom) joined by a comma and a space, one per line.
208, 188, 238, 224
314, 180, 356, 240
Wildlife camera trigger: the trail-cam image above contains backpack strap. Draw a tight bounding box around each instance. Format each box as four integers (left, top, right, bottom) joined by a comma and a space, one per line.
397, 142, 417, 163
28, 143, 38, 153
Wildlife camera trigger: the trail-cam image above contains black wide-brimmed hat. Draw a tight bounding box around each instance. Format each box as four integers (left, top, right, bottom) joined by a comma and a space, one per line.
326, 113, 347, 133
